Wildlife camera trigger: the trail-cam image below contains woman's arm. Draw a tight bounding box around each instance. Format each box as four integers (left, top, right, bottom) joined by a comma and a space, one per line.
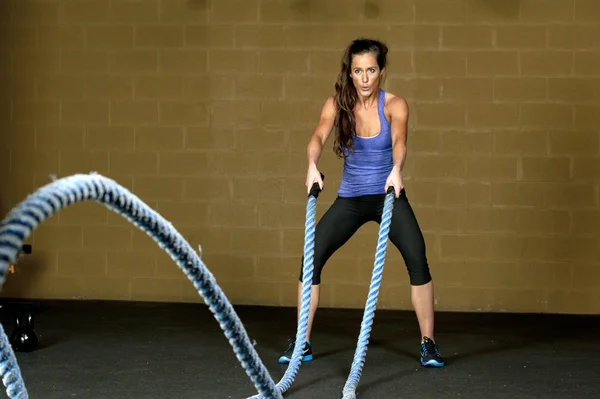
389, 96, 409, 173
306, 97, 336, 190
307, 97, 336, 168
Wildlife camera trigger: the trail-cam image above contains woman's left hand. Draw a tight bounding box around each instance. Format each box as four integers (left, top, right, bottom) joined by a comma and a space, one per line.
385, 166, 404, 198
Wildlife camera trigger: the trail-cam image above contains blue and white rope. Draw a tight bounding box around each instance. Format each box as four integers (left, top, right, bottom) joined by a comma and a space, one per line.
249, 187, 319, 398
0, 173, 284, 399
342, 187, 396, 399
0, 172, 393, 399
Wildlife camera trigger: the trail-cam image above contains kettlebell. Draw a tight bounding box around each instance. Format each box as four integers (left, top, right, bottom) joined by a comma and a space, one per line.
9, 311, 38, 352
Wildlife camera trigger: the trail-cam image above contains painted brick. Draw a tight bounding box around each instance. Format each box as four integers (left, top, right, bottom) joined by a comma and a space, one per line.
1, 0, 598, 315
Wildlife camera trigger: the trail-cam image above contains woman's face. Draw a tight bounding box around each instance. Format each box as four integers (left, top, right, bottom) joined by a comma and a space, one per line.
350, 52, 383, 99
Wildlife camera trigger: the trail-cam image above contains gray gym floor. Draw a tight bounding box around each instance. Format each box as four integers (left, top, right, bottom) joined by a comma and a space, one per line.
1, 300, 599, 398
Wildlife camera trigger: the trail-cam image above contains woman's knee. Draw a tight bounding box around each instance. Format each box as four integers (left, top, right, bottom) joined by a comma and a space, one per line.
406, 260, 432, 286
298, 257, 324, 285
298, 272, 322, 285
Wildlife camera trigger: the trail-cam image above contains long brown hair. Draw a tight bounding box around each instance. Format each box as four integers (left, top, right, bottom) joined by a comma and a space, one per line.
333, 39, 388, 158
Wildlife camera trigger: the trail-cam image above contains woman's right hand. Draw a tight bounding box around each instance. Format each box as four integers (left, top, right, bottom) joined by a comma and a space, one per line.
306, 166, 324, 194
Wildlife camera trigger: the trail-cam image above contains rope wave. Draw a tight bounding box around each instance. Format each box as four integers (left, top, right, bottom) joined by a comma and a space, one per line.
0, 173, 395, 399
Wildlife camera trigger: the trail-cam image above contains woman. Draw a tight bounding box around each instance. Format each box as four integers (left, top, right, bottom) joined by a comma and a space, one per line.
277, 38, 444, 368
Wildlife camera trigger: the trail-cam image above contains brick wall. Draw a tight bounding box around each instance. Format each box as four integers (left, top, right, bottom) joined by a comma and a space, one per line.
1, 0, 599, 314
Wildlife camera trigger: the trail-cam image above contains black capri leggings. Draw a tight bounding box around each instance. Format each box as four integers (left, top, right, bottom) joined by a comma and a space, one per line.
298, 188, 432, 286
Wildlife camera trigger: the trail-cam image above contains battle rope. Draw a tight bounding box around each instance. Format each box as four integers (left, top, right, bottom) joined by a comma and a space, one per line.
0, 173, 281, 399
0, 173, 394, 399
342, 186, 396, 399
248, 174, 325, 399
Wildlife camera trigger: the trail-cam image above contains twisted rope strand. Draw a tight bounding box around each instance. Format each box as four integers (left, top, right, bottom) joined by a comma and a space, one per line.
0, 173, 393, 399
0, 174, 282, 399
342, 189, 395, 399
248, 192, 319, 398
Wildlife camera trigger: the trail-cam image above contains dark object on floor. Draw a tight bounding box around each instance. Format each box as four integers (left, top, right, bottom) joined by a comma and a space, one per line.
1, 244, 39, 352
20, 244, 32, 255
9, 310, 37, 352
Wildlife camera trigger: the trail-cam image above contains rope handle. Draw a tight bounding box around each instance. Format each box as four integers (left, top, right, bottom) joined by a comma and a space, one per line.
308, 173, 325, 198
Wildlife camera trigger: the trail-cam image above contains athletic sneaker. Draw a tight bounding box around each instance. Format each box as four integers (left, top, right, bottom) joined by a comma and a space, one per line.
277, 338, 313, 364
420, 336, 444, 367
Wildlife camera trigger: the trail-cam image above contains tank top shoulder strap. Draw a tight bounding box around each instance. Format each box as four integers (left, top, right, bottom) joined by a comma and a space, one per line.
377, 89, 390, 130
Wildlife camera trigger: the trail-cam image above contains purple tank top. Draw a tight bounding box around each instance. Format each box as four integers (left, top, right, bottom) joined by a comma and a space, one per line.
337, 88, 393, 197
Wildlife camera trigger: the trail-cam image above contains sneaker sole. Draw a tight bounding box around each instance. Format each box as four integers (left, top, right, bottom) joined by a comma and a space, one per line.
421, 358, 444, 367
277, 354, 313, 364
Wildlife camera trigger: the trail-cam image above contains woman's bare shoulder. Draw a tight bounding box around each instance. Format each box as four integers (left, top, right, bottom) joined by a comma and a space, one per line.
383, 91, 408, 117
384, 91, 408, 107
